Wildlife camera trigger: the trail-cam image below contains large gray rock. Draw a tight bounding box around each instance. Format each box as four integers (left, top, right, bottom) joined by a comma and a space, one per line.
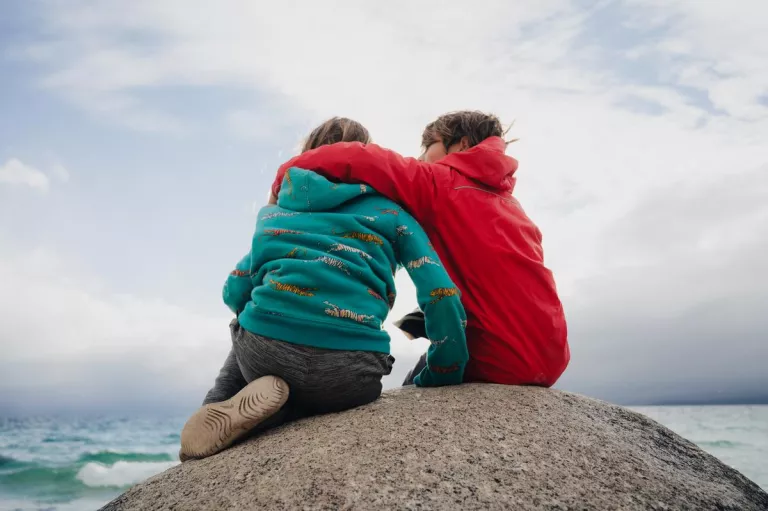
103, 385, 768, 510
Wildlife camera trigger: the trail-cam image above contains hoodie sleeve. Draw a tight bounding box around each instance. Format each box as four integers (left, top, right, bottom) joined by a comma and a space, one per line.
272, 143, 442, 225
222, 252, 254, 315
395, 210, 468, 387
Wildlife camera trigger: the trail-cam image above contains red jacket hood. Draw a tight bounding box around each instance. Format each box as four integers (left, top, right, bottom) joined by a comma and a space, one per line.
438, 137, 518, 192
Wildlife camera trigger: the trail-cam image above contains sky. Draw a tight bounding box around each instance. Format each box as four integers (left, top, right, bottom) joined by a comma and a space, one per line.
1, 0, 767, 415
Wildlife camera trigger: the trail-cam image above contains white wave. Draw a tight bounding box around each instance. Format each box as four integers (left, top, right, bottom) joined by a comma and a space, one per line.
76, 460, 178, 488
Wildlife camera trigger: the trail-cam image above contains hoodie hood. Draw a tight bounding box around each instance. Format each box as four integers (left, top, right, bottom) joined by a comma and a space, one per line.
277, 167, 374, 212
438, 137, 518, 192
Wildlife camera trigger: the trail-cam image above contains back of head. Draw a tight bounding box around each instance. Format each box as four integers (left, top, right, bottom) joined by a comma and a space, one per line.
421, 111, 518, 188
302, 117, 371, 153
421, 111, 511, 151
280, 118, 373, 211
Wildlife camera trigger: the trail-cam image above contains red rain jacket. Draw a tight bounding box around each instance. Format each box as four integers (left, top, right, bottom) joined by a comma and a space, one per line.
273, 137, 569, 386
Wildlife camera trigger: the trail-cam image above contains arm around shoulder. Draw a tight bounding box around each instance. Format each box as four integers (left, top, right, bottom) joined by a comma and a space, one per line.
275, 143, 444, 223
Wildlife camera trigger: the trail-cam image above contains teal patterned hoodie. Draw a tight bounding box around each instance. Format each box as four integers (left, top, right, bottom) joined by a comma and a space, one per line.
223, 167, 468, 386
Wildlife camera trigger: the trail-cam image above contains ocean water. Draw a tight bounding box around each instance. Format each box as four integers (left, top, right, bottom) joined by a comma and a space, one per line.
0, 416, 183, 511
0, 406, 766, 510
633, 405, 768, 491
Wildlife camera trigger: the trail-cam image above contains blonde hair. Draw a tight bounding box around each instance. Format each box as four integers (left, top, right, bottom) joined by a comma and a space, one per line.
302, 117, 371, 153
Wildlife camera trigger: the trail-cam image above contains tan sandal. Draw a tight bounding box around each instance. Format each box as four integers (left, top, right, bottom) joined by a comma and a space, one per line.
180, 375, 289, 460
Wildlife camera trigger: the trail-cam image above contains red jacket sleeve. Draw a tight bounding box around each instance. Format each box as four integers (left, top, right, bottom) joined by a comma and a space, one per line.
273, 143, 442, 223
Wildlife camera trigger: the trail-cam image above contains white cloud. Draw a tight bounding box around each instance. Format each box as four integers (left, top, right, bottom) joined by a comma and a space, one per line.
0, 248, 227, 407
560, 165, 768, 403
226, 104, 310, 145
0, 158, 50, 191
50, 163, 71, 183
22, 0, 582, 146
625, 0, 768, 121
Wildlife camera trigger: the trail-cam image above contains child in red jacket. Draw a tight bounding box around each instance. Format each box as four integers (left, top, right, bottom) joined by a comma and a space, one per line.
272, 111, 569, 387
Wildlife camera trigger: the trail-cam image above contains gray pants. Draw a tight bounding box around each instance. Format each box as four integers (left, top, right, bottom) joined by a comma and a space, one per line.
402, 353, 427, 386
394, 308, 427, 386
204, 321, 394, 431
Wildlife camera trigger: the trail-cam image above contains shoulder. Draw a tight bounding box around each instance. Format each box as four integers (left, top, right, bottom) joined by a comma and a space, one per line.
375, 199, 428, 238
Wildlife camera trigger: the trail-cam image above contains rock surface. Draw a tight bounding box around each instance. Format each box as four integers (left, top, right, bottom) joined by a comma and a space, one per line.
102, 384, 768, 510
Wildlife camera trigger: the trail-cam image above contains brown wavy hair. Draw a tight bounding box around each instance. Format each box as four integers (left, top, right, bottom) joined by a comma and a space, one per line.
302, 117, 371, 153
421, 110, 516, 150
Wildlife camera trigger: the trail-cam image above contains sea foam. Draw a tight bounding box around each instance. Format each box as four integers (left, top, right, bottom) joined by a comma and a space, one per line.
76, 460, 178, 488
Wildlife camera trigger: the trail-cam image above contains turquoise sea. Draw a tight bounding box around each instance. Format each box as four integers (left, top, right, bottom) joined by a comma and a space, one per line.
0, 417, 182, 511
1, 406, 766, 510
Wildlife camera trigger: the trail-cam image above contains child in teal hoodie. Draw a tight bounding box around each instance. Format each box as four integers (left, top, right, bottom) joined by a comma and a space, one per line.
180, 118, 468, 461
